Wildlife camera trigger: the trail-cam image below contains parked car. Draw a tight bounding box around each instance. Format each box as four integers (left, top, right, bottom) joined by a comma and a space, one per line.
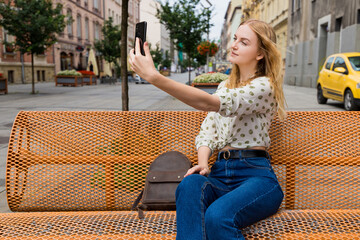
135, 74, 149, 84
317, 52, 360, 110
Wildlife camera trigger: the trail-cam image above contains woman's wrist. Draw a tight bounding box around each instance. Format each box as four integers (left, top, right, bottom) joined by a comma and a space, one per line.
197, 157, 209, 168
147, 70, 161, 84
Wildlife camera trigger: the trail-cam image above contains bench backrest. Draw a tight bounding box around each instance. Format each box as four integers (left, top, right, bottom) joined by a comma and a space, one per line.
6, 111, 360, 212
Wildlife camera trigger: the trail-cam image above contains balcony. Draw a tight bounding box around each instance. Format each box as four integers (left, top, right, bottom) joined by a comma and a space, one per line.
93, 7, 100, 14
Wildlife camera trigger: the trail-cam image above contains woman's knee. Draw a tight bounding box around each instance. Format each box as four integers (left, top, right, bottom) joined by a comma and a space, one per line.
205, 203, 229, 229
176, 174, 208, 198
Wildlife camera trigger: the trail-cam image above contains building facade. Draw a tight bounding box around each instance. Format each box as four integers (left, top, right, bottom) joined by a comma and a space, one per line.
218, 0, 242, 62
285, 0, 360, 87
139, 0, 177, 71
0, 21, 55, 84
242, 0, 261, 21
53, 0, 105, 77
259, 0, 288, 73
104, 0, 140, 76
0, 0, 140, 83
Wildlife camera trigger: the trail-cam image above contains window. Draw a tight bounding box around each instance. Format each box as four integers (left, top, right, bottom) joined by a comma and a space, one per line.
67, 9, 73, 36
348, 56, 360, 71
77, 15, 82, 39
325, 57, 334, 70
3, 28, 9, 42
84, 0, 88, 7
37, 71, 41, 82
97, 23, 101, 40
85, 18, 89, 40
335, 17, 342, 32
3, 28, 14, 46
42, 71, 46, 81
297, 0, 301, 9
291, 0, 295, 13
94, 22, 99, 40
332, 57, 347, 71
8, 70, 14, 83
94, 0, 98, 9
357, 9, 360, 24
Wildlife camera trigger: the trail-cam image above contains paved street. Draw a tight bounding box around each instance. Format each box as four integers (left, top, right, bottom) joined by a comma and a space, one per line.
0, 72, 345, 212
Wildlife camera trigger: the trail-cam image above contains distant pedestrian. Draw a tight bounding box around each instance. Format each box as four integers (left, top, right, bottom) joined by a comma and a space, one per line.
89, 61, 94, 72
129, 19, 286, 240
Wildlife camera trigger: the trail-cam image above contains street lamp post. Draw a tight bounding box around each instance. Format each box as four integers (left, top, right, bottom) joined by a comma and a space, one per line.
201, 0, 212, 73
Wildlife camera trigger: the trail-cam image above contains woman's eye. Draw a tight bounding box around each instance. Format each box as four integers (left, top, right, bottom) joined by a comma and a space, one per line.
233, 37, 237, 41
241, 41, 247, 46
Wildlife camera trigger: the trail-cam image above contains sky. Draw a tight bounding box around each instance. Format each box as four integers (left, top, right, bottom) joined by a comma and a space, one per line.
164, 0, 231, 42
206, 0, 231, 41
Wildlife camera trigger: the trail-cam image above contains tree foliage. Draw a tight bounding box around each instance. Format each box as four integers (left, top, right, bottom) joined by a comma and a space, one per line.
156, 0, 213, 82
162, 50, 171, 69
149, 43, 163, 69
0, 0, 66, 93
94, 17, 121, 77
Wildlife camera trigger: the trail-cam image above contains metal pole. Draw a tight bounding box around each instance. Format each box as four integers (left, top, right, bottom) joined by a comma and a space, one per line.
20, 53, 25, 84
206, 32, 209, 73
204, 0, 212, 73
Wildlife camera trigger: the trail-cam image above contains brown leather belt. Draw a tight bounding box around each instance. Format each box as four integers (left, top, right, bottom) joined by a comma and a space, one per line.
219, 149, 270, 160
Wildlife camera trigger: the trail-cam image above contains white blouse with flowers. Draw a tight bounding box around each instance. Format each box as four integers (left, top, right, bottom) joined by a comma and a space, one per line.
195, 76, 277, 155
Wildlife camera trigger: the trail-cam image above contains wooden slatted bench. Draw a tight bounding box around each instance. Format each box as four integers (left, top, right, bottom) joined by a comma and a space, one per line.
1, 110, 360, 239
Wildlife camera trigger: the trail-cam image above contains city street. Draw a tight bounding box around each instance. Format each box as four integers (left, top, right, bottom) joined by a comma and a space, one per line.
0, 72, 345, 212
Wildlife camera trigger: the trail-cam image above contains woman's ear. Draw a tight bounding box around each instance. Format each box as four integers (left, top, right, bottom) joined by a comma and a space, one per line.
256, 52, 264, 61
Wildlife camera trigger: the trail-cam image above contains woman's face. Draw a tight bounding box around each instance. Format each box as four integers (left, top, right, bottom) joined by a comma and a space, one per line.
228, 24, 263, 66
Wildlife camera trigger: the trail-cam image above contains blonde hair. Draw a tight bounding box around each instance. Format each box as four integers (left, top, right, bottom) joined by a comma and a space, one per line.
226, 19, 287, 120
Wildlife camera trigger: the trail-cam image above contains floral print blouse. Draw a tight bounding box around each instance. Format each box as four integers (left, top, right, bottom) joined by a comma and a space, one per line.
195, 76, 277, 155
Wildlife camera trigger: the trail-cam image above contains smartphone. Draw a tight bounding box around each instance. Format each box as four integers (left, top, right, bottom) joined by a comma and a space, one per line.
134, 21, 147, 56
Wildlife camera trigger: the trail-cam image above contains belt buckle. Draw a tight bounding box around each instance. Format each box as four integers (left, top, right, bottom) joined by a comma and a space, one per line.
223, 150, 231, 160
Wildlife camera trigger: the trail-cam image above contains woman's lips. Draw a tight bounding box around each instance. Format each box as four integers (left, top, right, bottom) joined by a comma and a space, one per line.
231, 51, 238, 56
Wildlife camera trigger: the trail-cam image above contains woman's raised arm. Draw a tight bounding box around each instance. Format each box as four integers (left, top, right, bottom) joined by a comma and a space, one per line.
128, 38, 220, 112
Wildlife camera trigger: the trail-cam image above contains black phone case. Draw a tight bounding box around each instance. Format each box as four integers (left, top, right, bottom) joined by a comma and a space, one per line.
135, 21, 147, 56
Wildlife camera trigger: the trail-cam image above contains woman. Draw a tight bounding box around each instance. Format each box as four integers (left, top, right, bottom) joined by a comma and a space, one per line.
129, 19, 286, 240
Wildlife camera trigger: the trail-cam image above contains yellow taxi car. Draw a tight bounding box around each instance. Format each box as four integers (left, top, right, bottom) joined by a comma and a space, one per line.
317, 52, 360, 110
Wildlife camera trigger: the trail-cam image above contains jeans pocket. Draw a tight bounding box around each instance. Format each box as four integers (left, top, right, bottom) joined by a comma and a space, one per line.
242, 157, 272, 170
209, 161, 224, 177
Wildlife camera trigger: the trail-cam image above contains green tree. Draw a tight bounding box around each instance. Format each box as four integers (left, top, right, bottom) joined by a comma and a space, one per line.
0, 0, 66, 94
193, 50, 207, 67
94, 17, 121, 78
156, 0, 213, 84
149, 43, 163, 70
162, 50, 171, 69
120, 0, 129, 111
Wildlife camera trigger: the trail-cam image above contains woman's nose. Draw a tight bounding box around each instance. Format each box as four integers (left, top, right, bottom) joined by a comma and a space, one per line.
231, 42, 237, 50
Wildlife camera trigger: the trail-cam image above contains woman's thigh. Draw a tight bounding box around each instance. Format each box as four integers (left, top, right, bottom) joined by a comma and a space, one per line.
205, 176, 284, 229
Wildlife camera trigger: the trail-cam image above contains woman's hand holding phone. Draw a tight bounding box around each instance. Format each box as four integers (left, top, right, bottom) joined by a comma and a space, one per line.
129, 37, 159, 83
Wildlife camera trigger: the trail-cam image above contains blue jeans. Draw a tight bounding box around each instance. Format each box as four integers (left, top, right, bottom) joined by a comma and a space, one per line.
175, 150, 284, 240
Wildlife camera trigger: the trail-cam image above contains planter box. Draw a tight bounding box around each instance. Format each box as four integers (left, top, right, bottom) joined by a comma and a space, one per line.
55, 76, 83, 87
160, 70, 171, 76
82, 75, 96, 85
0, 78, 8, 94
191, 82, 220, 88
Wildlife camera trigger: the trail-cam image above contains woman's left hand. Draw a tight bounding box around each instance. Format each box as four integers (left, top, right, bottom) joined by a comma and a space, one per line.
128, 38, 158, 83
